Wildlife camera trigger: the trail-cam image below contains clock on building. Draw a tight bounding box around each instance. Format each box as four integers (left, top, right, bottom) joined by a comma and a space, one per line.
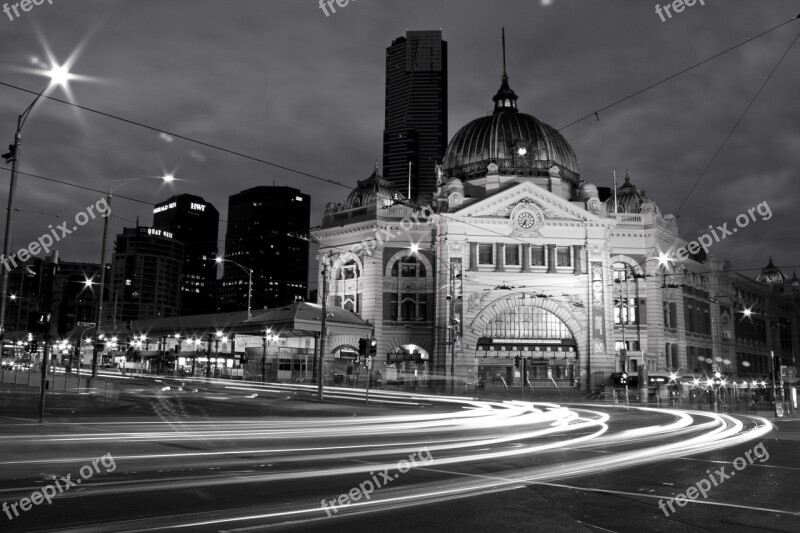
517, 211, 535, 230
509, 201, 543, 237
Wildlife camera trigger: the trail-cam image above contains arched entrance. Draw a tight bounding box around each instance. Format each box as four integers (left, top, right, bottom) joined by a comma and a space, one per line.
472, 302, 580, 390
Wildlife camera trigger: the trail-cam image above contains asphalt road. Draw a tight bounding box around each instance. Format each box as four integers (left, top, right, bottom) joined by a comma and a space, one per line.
0, 378, 795, 532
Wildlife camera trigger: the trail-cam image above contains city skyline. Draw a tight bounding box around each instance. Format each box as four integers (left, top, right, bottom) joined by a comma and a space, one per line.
0, 1, 797, 289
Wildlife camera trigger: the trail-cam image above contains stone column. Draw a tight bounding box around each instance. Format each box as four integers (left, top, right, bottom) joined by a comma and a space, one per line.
469, 243, 478, 271
496, 243, 505, 272
522, 244, 530, 272
548, 245, 557, 273
573, 245, 583, 275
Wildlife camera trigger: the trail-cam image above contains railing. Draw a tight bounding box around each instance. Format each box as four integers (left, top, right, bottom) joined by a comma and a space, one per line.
0, 367, 118, 398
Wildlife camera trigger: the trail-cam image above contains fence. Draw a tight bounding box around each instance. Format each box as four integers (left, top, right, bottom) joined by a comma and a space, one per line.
0, 368, 118, 399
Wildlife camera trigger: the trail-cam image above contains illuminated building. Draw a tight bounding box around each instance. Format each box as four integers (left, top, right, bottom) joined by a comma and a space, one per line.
109, 227, 184, 322
383, 30, 447, 203
313, 54, 799, 395
153, 194, 220, 315
220, 186, 310, 312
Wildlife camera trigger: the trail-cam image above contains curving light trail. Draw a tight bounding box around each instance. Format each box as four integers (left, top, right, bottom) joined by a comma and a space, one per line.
0, 385, 774, 532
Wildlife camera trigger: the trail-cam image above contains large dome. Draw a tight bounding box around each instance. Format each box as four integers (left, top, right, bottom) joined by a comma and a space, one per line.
442, 73, 580, 183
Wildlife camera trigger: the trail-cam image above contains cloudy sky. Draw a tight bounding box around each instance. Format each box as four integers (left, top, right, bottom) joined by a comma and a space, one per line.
1, 0, 798, 288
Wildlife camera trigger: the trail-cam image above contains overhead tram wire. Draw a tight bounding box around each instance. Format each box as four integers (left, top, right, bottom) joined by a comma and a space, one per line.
0, 14, 796, 206
557, 13, 800, 131
673, 26, 800, 216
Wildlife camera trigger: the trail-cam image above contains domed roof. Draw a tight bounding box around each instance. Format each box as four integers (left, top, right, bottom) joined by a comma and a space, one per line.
606, 172, 662, 217
342, 163, 405, 209
756, 257, 787, 286
442, 73, 580, 183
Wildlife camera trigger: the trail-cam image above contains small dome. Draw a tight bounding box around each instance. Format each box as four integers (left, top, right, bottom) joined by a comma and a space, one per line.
756, 257, 787, 286
606, 171, 661, 217
342, 164, 405, 210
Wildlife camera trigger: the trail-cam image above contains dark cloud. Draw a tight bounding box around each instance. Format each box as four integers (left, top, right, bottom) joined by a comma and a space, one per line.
0, 0, 797, 281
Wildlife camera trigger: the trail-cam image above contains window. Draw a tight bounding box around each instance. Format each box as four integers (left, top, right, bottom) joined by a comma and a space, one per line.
614, 298, 637, 325
505, 245, 520, 266
391, 256, 426, 278
399, 293, 427, 321
478, 244, 493, 265
556, 247, 571, 267
530, 245, 545, 266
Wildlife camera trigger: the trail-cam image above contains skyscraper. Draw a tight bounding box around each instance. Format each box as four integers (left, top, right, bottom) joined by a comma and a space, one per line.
152, 194, 219, 315
110, 227, 184, 322
220, 186, 309, 312
383, 30, 447, 203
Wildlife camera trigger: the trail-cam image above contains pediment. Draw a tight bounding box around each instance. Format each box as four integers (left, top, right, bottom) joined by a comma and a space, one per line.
452, 182, 605, 224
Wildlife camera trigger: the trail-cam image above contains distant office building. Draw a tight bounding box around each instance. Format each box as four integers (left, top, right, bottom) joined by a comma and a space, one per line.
383, 30, 447, 203
110, 227, 184, 322
152, 194, 220, 315
220, 186, 309, 312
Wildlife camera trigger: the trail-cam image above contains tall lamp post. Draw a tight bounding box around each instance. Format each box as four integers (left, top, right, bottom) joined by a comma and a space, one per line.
0, 65, 75, 340
215, 257, 252, 319
91, 174, 176, 379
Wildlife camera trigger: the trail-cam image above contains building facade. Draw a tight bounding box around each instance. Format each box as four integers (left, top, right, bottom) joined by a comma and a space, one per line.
220, 186, 310, 312
383, 30, 447, 203
152, 193, 220, 315
314, 68, 799, 394
110, 227, 184, 322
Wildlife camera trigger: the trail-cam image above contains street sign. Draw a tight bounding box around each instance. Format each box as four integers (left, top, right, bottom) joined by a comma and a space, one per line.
366, 356, 372, 369
77, 322, 96, 327
781, 366, 797, 384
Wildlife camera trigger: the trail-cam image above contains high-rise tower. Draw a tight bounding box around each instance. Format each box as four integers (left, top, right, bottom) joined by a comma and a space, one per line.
152, 194, 219, 315
383, 30, 447, 203
220, 186, 309, 312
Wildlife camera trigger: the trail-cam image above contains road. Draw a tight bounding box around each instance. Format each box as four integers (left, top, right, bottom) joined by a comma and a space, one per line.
0, 378, 795, 532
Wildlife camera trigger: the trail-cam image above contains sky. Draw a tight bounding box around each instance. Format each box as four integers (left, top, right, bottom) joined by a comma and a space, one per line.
0, 0, 799, 288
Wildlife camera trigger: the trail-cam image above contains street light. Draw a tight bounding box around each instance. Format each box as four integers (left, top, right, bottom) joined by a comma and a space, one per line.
0, 63, 76, 340
91, 173, 176, 379
215, 256, 253, 319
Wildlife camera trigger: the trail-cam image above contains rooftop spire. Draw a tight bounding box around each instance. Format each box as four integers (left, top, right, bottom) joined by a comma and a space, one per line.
502, 27, 507, 77
493, 28, 518, 114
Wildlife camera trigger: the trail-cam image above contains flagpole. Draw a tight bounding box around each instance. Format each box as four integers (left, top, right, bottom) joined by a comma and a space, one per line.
613, 169, 618, 214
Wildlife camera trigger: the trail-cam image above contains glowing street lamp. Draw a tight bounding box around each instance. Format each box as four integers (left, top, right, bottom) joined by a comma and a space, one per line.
214, 256, 252, 318
0, 61, 78, 340
91, 173, 177, 379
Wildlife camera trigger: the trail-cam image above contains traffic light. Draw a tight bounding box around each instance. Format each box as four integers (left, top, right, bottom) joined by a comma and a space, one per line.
368, 337, 377, 355
514, 355, 520, 368
713, 371, 722, 386
620, 373, 628, 385
358, 338, 368, 356
2, 144, 16, 164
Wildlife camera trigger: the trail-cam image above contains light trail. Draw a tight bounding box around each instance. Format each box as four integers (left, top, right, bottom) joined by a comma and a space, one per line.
0, 386, 774, 532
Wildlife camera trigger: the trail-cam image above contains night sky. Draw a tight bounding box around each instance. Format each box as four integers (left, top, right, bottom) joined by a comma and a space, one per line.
1, 0, 798, 288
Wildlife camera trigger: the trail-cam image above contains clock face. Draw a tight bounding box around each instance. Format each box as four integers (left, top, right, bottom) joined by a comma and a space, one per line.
517, 211, 535, 230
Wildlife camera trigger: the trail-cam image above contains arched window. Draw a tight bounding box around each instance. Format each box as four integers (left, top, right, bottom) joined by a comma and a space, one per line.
391, 256, 426, 278
386, 254, 430, 322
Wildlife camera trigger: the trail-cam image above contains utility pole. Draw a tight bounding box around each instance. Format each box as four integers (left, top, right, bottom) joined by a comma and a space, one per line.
317, 261, 328, 401
261, 333, 267, 383
92, 189, 111, 380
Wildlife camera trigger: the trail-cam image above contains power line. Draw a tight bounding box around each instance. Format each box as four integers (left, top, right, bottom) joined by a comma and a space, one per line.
557, 14, 800, 131
0, 81, 349, 191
